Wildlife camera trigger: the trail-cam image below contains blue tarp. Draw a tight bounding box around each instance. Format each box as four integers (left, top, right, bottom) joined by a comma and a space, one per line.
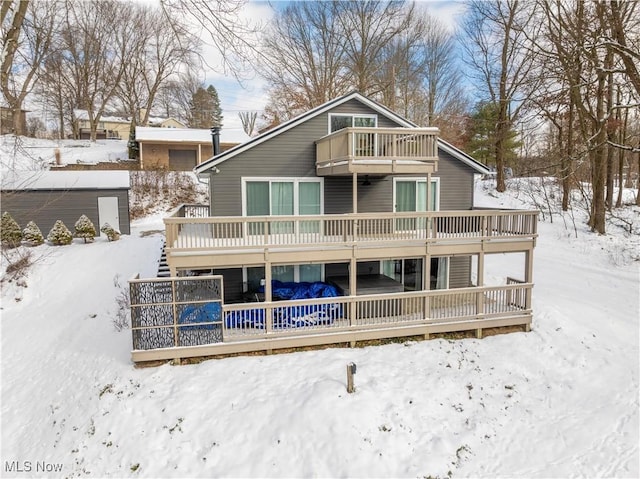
225, 280, 343, 329
270, 280, 340, 300
179, 302, 222, 330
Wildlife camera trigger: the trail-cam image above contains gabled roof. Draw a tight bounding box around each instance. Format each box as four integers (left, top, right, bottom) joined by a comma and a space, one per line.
194, 91, 490, 175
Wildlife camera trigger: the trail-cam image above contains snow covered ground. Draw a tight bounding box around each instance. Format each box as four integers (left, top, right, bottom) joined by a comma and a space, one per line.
1, 179, 638, 478
1, 135, 129, 170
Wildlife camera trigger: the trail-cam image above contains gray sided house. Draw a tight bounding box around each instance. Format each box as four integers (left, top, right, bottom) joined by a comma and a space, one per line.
135, 91, 537, 362
192, 92, 490, 302
1, 171, 131, 237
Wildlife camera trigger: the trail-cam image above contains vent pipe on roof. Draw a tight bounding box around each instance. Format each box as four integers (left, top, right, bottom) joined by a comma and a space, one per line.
210, 126, 221, 156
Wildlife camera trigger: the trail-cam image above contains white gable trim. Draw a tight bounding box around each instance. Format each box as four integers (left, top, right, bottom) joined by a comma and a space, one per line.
436, 139, 491, 174
195, 92, 412, 174
194, 91, 490, 176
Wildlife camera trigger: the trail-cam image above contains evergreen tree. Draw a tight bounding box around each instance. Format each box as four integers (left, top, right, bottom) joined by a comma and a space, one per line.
100, 223, 121, 241
47, 220, 73, 245
466, 102, 521, 169
127, 118, 139, 160
207, 85, 223, 128
22, 221, 44, 246
1, 212, 22, 248
74, 215, 97, 243
189, 85, 223, 128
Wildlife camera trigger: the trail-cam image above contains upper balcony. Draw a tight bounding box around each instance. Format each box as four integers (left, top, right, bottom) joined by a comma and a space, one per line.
164, 205, 538, 273
315, 127, 439, 176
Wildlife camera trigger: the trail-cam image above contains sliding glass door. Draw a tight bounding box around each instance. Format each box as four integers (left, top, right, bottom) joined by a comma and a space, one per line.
244, 178, 322, 235
394, 178, 439, 231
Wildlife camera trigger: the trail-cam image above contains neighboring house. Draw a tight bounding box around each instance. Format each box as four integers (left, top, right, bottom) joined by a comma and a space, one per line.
147, 117, 187, 129
1, 107, 28, 136
1, 171, 131, 236
74, 110, 130, 140
135, 126, 251, 171
131, 92, 537, 362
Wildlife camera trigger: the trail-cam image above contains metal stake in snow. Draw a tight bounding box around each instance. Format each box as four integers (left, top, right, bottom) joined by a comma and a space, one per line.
346, 362, 357, 393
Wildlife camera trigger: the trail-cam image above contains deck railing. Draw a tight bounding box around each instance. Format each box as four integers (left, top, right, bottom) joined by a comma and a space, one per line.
130, 277, 533, 356
170, 204, 210, 218
316, 127, 439, 171
164, 210, 538, 251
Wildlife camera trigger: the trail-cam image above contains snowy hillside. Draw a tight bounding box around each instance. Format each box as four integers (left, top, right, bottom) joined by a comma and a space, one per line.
1, 179, 638, 478
1, 135, 129, 170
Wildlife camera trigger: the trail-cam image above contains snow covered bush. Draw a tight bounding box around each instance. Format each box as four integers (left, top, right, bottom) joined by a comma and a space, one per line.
74, 215, 96, 243
100, 223, 120, 242
1, 212, 23, 248
22, 221, 44, 246
47, 220, 73, 245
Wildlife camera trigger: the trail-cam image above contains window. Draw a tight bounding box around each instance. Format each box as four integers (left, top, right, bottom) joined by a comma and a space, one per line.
245, 264, 323, 292
329, 114, 377, 157
381, 257, 449, 290
394, 178, 440, 212
382, 259, 423, 291
243, 178, 323, 234
394, 177, 440, 231
329, 114, 377, 133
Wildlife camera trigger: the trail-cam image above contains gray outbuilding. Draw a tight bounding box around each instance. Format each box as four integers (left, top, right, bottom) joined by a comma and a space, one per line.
1, 170, 131, 236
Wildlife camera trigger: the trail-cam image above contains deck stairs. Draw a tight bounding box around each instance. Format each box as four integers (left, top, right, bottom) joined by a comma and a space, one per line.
157, 241, 170, 278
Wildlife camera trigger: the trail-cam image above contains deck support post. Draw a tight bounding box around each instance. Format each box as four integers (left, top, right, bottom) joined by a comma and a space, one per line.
352, 172, 358, 214
476, 328, 483, 339
476, 252, 485, 317
525, 249, 533, 309
349, 256, 357, 326
423, 253, 431, 319
265, 261, 272, 334
426, 173, 431, 212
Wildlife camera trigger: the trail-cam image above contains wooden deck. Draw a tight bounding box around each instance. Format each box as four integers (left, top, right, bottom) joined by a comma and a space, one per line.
129, 275, 532, 363
163, 209, 538, 273
315, 127, 439, 176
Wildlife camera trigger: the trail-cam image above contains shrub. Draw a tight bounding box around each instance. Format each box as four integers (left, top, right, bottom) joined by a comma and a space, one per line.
22, 221, 44, 246
74, 214, 96, 243
101, 223, 121, 241
1, 212, 23, 248
47, 220, 73, 245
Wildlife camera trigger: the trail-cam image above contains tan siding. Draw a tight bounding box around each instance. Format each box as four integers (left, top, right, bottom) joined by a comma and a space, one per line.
139, 142, 213, 170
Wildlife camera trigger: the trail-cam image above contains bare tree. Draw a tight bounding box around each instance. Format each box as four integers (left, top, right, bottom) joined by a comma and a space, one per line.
462, 0, 541, 192
258, 1, 350, 119
536, 0, 639, 233
159, 0, 264, 80
155, 70, 203, 124
258, 1, 424, 124
238, 111, 258, 136
51, 0, 132, 141
336, 0, 413, 96
377, 8, 469, 138
115, 4, 199, 127
1, 0, 57, 135
38, 49, 76, 139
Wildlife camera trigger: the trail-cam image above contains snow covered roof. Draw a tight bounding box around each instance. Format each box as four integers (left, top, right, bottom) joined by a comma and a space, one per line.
135, 126, 250, 144
1, 170, 130, 190
73, 109, 129, 124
